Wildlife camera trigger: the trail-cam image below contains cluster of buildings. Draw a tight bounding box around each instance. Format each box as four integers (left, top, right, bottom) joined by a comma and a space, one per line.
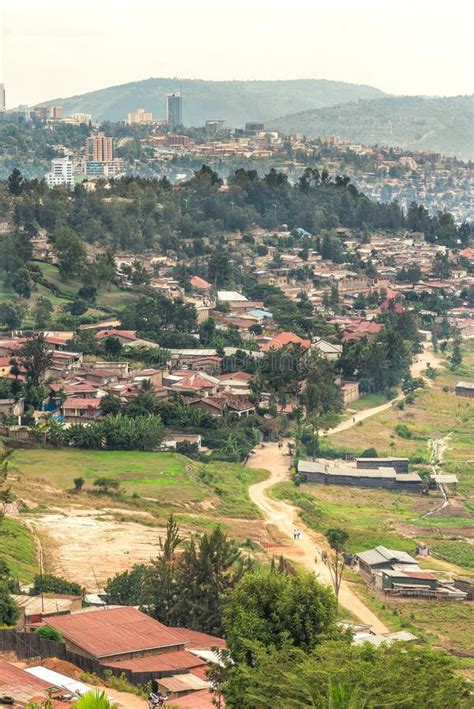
0, 605, 222, 706
45, 131, 125, 186
356, 545, 472, 601
297, 457, 425, 493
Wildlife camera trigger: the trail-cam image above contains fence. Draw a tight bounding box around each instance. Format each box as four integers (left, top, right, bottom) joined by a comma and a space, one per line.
0, 629, 156, 686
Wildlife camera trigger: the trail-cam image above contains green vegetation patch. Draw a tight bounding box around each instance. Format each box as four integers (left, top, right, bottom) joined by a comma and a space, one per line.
10, 448, 267, 519
0, 518, 38, 582
271, 482, 416, 553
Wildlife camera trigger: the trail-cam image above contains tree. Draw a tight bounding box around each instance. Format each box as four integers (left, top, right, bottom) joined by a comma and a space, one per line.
73, 477, 85, 492
0, 580, 19, 626
208, 252, 232, 288
53, 226, 87, 279
217, 640, 471, 709
433, 252, 451, 280
450, 331, 462, 369
103, 336, 123, 357
0, 302, 27, 329
33, 297, 53, 329
18, 334, 52, 387
145, 519, 251, 636
325, 528, 349, 605
10, 266, 32, 298
99, 392, 123, 416
175, 525, 252, 636
224, 567, 338, 662
30, 574, 82, 596
7, 168, 24, 196
145, 515, 182, 625
105, 564, 149, 605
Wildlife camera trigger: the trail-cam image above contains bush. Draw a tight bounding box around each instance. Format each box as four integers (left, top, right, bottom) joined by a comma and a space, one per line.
395, 424, 412, 439
30, 574, 82, 596
360, 447, 378, 458
35, 625, 64, 642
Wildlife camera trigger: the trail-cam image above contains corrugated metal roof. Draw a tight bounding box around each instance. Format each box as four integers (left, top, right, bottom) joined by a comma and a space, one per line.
159, 672, 209, 692
104, 650, 205, 673
357, 545, 417, 566
47, 607, 187, 658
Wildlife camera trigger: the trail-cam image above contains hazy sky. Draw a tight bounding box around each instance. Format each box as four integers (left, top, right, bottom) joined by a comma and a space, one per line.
1, 0, 473, 107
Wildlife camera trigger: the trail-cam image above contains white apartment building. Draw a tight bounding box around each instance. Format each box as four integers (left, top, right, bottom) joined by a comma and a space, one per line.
127, 108, 153, 124
45, 158, 74, 188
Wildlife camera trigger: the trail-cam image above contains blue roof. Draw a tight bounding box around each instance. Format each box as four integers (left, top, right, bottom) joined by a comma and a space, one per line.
249, 308, 273, 318
295, 227, 311, 237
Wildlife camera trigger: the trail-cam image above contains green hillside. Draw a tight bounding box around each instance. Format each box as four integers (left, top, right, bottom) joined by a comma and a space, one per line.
271, 95, 474, 159
40, 77, 385, 126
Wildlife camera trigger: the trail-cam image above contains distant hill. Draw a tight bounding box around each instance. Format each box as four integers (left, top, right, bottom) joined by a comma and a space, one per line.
40, 77, 386, 126
271, 95, 474, 159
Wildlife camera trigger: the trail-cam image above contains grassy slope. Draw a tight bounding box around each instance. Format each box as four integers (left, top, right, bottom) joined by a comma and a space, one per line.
329, 342, 474, 489
0, 262, 133, 326
9, 448, 267, 520
272, 95, 474, 160
0, 517, 38, 582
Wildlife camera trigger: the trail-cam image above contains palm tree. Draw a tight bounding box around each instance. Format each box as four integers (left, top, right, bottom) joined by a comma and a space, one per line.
74, 691, 117, 708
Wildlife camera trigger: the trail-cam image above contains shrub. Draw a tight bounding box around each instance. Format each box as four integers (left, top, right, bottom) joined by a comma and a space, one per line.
360, 447, 378, 458
395, 424, 412, 439
35, 625, 64, 642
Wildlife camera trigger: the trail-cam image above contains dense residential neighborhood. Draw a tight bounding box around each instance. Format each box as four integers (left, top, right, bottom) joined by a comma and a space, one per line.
0, 5, 473, 704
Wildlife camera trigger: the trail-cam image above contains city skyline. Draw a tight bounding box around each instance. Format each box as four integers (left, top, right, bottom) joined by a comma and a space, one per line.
1, 0, 473, 108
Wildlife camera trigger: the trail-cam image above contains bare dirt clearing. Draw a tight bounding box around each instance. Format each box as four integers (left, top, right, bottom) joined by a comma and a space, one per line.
23, 507, 168, 588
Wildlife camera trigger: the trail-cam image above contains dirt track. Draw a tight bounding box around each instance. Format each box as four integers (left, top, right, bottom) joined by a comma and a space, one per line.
247, 443, 388, 633
327, 341, 444, 436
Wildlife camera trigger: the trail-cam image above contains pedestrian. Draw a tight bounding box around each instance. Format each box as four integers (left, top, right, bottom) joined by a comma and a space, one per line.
293, 529, 297, 540
352, 416, 356, 423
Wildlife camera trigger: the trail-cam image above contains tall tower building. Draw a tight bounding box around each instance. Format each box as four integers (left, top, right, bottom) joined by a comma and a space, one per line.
85, 132, 114, 162
166, 91, 182, 126
0, 84, 5, 112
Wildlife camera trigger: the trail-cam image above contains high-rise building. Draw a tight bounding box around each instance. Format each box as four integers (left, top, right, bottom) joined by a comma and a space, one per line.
45, 158, 74, 188
127, 107, 153, 125
245, 122, 265, 133
166, 91, 182, 126
85, 132, 114, 162
0, 84, 5, 111
51, 106, 64, 120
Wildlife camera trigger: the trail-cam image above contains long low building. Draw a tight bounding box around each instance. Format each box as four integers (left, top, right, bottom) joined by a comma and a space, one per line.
297, 459, 422, 492
356, 457, 409, 474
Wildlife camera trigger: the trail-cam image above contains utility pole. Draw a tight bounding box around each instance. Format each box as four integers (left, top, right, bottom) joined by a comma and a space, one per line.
39, 548, 45, 613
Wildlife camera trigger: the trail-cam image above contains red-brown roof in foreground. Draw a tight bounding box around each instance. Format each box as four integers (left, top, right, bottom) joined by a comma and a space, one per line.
104, 649, 206, 673
0, 661, 65, 704
47, 607, 186, 658
168, 626, 227, 650
170, 689, 216, 708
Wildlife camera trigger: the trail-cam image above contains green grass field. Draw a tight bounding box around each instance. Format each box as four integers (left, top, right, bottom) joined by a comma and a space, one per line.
329, 342, 474, 495
0, 517, 38, 582
272, 482, 418, 553
9, 448, 267, 519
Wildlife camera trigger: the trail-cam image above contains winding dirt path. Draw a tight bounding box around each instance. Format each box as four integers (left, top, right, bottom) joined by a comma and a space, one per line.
247, 443, 388, 633
327, 341, 444, 436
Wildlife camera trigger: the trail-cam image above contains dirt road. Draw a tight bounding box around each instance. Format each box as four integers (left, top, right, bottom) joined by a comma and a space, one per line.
247, 443, 388, 633
327, 341, 444, 436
